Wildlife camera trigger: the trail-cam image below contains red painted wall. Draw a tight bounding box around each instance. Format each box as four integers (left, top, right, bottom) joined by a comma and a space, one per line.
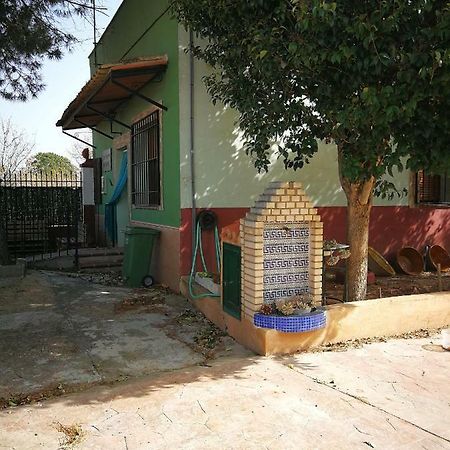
180, 206, 450, 276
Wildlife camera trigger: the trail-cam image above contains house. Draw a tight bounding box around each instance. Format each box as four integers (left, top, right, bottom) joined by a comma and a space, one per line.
57, 0, 450, 293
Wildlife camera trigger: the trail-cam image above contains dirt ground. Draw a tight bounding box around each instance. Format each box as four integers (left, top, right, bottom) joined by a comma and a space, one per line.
324, 271, 450, 304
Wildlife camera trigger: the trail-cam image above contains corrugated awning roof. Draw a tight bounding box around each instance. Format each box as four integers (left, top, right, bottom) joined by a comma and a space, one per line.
57, 56, 168, 131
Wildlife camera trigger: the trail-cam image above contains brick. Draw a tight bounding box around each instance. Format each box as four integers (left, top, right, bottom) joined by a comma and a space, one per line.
255, 200, 276, 209
295, 201, 305, 207
265, 187, 286, 196
286, 189, 297, 195
242, 226, 263, 236
242, 268, 263, 278
244, 219, 264, 228
275, 202, 286, 209
275, 215, 286, 222
310, 221, 324, 229
242, 272, 264, 282
290, 208, 300, 215
243, 248, 264, 256
310, 255, 323, 263
305, 215, 313, 221
244, 233, 264, 244
244, 241, 263, 251
250, 207, 271, 215
243, 288, 264, 300
271, 209, 281, 215
243, 291, 263, 301
308, 208, 318, 215
244, 302, 262, 312
287, 181, 303, 189
243, 281, 263, 292
281, 209, 291, 215
281, 195, 290, 202
286, 202, 296, 208
243, 294, 264, 304
286, 215, 295, 222
244, 213, 260, 222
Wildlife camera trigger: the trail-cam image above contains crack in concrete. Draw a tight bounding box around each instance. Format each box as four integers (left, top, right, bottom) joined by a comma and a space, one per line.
297, 369, 450, 444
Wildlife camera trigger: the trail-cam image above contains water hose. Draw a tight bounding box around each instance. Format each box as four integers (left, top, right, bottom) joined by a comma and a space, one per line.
188, 220, 221, 298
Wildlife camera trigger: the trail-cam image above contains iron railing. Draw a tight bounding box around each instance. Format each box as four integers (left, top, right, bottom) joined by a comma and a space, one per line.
0, 170, 82, 265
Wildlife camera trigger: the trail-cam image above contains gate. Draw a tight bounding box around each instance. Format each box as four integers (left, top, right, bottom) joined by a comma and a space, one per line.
0, 171, 82, 265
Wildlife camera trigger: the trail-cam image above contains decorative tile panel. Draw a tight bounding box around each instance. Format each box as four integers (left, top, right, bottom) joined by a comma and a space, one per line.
263, 223, 310, 303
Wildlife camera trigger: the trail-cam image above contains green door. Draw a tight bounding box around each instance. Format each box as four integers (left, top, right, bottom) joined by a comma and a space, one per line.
222, 242, 241, 320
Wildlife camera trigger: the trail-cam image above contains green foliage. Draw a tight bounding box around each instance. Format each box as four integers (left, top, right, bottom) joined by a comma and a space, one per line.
173, 0, 450, 181
27, 152, 76, 175
0, 0, 92, 101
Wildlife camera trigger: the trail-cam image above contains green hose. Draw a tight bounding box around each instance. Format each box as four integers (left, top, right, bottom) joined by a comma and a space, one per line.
189, 221, 221, 298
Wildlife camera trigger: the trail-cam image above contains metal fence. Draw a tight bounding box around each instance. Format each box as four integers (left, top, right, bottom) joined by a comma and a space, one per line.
0, 171, 82, 265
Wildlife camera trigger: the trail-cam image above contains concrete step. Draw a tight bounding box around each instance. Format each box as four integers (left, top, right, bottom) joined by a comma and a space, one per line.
78, 247, 124, 257
78, 254, 124, 269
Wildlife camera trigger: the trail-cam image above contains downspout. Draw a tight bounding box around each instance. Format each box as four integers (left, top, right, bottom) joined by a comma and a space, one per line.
189, 29, 197, 257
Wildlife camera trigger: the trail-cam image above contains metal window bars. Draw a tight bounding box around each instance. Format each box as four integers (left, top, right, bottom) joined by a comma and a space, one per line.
131, 111, 161, 208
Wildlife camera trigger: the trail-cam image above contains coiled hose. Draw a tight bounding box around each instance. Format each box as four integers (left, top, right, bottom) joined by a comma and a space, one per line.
188, 220, 221, 298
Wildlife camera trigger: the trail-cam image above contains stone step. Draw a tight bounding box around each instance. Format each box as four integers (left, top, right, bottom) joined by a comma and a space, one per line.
78, 247, 124, 258
77, 254, 124, 269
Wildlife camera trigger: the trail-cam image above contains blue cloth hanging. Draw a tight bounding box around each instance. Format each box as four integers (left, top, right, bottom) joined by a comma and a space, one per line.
105, 152, 128, 243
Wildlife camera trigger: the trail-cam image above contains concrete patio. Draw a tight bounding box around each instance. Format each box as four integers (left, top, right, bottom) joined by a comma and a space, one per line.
0, 271, 248, 403
0, 334, 448, 449
0, 271, 448, 449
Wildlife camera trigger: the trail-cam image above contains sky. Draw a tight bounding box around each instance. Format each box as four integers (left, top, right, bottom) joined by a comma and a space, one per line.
0, 1, 122, 162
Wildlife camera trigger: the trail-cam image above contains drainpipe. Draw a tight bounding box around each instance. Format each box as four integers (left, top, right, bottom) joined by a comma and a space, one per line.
189, 29, 197, 257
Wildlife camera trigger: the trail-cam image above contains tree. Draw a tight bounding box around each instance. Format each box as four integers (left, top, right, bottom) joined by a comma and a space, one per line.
0, 0, 95, 101
0, 117, 35, 174
173, 0, 450, 301
27, 152, 76, 175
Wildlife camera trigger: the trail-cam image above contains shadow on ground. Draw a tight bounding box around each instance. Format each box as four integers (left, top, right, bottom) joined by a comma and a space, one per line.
0, 270, 258, 408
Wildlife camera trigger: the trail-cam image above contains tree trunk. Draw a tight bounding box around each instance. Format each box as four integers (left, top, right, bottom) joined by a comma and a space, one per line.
337, 147, 375, 302
345, 185, 373, 301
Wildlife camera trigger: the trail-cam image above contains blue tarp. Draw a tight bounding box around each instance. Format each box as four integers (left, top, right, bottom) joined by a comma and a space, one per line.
105, 152, 128, 243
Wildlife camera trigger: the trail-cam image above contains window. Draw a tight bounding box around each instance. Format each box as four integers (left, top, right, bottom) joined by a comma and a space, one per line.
416, 170, 450, 205
131, 111, 161, 207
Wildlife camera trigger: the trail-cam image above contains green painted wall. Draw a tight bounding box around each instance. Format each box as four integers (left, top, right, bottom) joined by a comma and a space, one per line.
90, 0, 180, 228
178, 27, 410, 209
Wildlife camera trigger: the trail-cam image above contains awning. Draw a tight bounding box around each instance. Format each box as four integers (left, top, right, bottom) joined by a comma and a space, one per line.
56, 56, 168, 131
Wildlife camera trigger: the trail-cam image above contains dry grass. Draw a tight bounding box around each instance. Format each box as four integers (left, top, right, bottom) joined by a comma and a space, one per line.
54, 422, 84, 448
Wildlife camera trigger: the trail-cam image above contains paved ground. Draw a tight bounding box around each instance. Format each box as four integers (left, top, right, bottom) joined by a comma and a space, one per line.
0, 271, 248, 403
0, 271, 449, 449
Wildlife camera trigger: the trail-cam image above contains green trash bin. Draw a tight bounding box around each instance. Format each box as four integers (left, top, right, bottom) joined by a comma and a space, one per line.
122, 226, 160, 287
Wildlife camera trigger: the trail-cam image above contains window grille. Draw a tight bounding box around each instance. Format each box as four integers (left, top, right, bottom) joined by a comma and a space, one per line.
131, 111, 161, 207
416, 170, 449, 204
